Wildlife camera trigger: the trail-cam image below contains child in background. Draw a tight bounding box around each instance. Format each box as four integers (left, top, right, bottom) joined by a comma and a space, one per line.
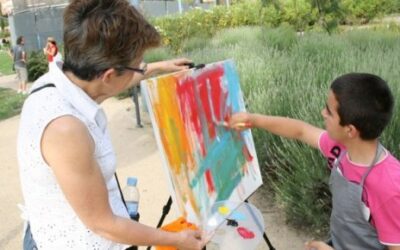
229, 73, 400, 250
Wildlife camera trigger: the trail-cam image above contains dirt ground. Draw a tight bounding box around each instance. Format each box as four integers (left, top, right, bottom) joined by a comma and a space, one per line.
0, 76, 311, 249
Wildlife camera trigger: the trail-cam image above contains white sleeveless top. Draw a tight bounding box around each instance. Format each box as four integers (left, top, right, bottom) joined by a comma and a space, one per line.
17, 64, 129, 250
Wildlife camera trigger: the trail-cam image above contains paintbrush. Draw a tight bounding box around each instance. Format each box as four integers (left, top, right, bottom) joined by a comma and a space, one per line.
233, 122, 252, 129
213, 121, 251, 129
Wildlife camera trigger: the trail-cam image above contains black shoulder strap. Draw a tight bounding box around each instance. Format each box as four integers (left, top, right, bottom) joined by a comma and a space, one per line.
114, 173, 128, 210
29, 83, 56, 95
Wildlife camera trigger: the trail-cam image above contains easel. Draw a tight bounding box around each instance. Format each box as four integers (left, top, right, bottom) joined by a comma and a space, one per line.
141, 62, 275, 250
131, 85, 143, 128
146, 196, 276, 250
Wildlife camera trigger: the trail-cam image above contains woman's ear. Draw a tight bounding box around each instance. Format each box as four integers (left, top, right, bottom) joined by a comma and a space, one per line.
100, 68, 116, 85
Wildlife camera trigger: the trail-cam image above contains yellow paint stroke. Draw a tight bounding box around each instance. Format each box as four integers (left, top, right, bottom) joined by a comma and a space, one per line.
218, 205, 230, 215
149, 75, 194, 173
147, 75, 200, 217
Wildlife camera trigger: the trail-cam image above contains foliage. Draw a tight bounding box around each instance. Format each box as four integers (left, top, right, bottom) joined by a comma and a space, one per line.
0, 87, 26, 121
184, 26, 400, 235
152, 0, 400, 53
27, 51, 48, 82
311, 0, 343, 34
258, 24, 298, 51
0, 50, 13, 75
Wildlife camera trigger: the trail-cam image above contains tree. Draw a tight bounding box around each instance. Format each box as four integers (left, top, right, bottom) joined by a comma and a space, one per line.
310, 0, 343, 34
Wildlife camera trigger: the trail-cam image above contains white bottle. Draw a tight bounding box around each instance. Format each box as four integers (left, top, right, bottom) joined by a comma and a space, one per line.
123, 177, 140, 220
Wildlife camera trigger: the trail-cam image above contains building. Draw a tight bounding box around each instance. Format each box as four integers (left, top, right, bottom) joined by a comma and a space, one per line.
8, 0, 214, 51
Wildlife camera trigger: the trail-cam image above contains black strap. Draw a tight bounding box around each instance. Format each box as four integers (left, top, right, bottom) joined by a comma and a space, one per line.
29, 83, 56, 95
114, 173, 128, 211
146, 196, 173, 250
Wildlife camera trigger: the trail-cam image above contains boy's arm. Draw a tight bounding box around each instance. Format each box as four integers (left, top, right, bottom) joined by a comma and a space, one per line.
229, 112, 324, 149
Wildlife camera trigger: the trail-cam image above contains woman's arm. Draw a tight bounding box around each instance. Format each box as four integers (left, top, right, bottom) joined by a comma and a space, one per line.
127, 58, 192, 89
41, 115, 205, 249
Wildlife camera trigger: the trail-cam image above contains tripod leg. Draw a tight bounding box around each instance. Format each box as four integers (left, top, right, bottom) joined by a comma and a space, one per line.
132, 86, 143, 128
263, 231, 276, 250
146, 197, 173, 250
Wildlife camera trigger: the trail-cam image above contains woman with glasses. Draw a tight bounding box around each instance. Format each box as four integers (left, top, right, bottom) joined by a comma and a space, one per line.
17, 1, 207, 249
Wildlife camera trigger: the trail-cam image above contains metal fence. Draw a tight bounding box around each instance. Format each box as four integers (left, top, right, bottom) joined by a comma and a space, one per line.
8, 0, 214, 51
12, 0, 68, 14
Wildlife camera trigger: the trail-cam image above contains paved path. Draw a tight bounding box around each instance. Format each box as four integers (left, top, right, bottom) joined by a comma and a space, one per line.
0, 74, 310, 250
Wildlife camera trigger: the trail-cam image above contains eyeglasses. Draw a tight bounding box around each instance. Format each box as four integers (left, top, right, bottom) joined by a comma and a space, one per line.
120, 63, 147, 75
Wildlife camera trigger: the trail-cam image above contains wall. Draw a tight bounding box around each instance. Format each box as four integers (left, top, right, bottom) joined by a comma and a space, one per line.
8, 1, 213, 51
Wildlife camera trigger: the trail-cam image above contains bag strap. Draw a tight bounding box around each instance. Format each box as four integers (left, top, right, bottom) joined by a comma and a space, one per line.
29, 83, 55, 95
114, 173, 128, 210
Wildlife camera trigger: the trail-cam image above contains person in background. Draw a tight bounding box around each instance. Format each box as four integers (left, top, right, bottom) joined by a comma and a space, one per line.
18, 0, 207, 249
229, 73, 400, 250
10, 36, 28, 94
43, 37, 62, 69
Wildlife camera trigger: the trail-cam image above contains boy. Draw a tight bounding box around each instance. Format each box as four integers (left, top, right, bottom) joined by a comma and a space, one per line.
229, 73, 400, 250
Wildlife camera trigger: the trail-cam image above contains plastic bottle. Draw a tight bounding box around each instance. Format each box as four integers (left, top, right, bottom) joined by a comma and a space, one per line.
123, 177, 140, 221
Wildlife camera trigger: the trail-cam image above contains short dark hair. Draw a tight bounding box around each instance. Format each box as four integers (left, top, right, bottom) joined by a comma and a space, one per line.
62, 0, 161, 81
331, 73, 394, 140
16, 36, 24, 45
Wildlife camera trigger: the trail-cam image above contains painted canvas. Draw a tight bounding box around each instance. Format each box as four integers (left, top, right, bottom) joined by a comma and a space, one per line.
141, 60, 263, 231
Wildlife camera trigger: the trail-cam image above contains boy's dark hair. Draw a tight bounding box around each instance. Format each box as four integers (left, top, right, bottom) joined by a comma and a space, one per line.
16, 36, 24, 45
62, 0, 160, 81
331, 73, 394, 140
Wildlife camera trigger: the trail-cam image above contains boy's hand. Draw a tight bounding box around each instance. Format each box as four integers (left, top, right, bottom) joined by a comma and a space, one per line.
228, 112, 253, 131
176, 229, 208, 250
305, 240, 334, 250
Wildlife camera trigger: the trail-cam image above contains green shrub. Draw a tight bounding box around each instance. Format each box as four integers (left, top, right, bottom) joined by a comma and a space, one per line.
182, 35, 209, 53
258, 25, 298, 51
27, 51, 47, 82
144, 47, 174, 63
0, 50, 14, 75
0, 87, 26, 120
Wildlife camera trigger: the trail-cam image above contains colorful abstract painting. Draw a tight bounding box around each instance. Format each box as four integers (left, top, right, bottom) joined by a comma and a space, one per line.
141, 60, 262, 231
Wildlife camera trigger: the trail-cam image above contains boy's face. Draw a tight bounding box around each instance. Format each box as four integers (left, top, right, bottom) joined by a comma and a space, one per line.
321, 90, 347, 141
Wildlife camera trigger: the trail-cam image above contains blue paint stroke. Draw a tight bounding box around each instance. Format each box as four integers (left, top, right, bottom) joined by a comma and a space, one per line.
223, 60, 245, 113
190, 131, 246, 202
230, 211, 246, 221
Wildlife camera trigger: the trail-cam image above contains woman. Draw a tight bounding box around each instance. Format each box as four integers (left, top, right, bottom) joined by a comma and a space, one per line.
43, 37, 62, 68
18, 0, 206, 249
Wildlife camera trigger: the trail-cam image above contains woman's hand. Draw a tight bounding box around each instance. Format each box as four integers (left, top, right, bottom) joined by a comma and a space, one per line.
228, 112, 253, 131
175, 229, 208, 250
305, 240, 334, 250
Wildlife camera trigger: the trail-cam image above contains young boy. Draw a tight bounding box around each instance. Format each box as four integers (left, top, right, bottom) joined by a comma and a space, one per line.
228, 73, 400, 250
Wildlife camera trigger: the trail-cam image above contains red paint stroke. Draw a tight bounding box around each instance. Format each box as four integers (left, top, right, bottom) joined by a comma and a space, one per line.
205, 169, 215, 194
196, 66, 225, 140
177, 77, 206, 156
242, 145, 254, 162
237, 227, 255, 239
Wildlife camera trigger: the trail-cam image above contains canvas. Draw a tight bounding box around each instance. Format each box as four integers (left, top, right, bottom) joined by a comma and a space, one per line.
141, 59, 263, 232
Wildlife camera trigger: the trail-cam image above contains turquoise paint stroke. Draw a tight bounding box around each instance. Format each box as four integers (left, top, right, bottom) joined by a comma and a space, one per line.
224, 61, 245, 113
190, 131, 246, 201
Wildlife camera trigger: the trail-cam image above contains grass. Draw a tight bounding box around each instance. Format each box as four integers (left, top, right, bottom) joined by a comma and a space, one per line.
0, 87, 26, 121
0, 50, 14, 76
